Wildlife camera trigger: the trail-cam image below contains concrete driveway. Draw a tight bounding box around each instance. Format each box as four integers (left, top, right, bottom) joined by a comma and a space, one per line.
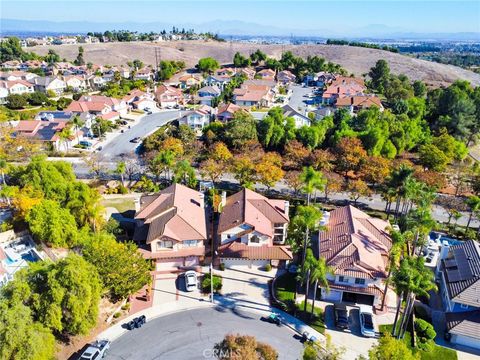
323, 304, 379, 359
152, 272, 207, 307
219, 267, 278, 311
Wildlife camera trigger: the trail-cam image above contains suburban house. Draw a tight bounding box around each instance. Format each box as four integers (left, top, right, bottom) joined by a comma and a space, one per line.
178, 105, 213, 134
322, 77, 366, 105
335, 95, 384, 113
123, 89, 156, 111
438, 240, 480, 349
205, 74, 231, 89
0, 79, 35, 95
133, 183, 208, 271
0, 70, 38, 82
134, 67, 154, 81
216, 103, 242, 122
277, 70, 296, 85
35, 110, 76, 122
256, 68, 276, 81
155, 84, 184, 108
13, 120, 81, 150
178, 74, 203, 89
318, 205, 392, 307
67, 95, 127, 120
233, 83, 274, 108
1, 60, 21, 69
236, 68, 256, 79
63, 75, 89, 92
281, 104, 311, 128
32, 76, 67, 95
196, 85, 221, 106
217, 189, 292, 268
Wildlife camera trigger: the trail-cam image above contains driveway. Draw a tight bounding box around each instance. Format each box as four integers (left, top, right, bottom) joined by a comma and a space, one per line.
288, 84, 319, 113
219, 267, 277, 311
104, 307, 304, 360
152, 272, 206, 307
323, 304, 379, 359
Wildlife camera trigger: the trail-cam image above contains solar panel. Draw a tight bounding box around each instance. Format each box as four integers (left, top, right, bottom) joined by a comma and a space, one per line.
454, 250, 474, 281
446, 269, 462, 282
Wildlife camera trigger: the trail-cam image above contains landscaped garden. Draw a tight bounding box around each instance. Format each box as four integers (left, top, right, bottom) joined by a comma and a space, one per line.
379, 324, 457, 360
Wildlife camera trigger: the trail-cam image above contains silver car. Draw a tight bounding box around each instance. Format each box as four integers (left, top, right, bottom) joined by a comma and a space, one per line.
184, 271, 198, 292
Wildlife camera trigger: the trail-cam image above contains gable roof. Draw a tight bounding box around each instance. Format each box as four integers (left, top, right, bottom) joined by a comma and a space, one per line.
441, 240, 480, 306
217, 103, 241, 115
281, 104, 310, 122
318, 205, 392, 279
134, 183, 207, 244
218, 188, 289, 239
446, 310, 480, 339
218, 241, 292, 260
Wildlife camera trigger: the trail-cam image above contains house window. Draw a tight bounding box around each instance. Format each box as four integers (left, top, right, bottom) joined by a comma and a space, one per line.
250, 235, 260, 243
338, 276, 347, 283
355, 278, 366, 285
183, 240, 198, 247
157, 240, 173, 250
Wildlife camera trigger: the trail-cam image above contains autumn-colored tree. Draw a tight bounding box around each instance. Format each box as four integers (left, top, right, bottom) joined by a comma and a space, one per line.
200, 159, 224, 185
308, 149, 335, 172
210, 141, 233, 162
413, 169, 447, 190
347, 179, 371, 205
231, 155, 257, 189
256, 152, 284, 190
284, 171, 303, 195
359, 156, 392, 186
334, 137, 367, 178
160, 136, 184, 157
284, 140, 310, 169
7, 185, 43, 220
214, 334, 278, 360
323, 171, 343, 201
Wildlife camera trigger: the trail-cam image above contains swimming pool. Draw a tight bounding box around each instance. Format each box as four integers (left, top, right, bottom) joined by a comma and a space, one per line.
429, 231, 462, 246
4, 249, 41, 265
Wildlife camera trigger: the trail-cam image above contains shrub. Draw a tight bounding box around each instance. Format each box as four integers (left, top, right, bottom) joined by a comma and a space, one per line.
415, 318, 436, 340
202, 273, 222, 293
219, 262, 225, 271
113, 312, 121, 318
121, 303, 130, 311
265, 263, 272, 272
117, 184, 128, 194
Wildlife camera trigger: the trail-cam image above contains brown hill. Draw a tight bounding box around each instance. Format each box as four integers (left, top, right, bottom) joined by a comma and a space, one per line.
30, 40, 480, 87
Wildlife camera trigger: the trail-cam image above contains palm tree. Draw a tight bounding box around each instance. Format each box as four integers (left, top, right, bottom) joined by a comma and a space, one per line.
380, 230, 406, 310
391, 256, 437, 339
297, 248, 317, 313
300, 166, 326, 205
294, 205, 323, 267
466, 196, 480, 231
387, 164, 414, 220
115, 161, 126, 187
59, 126, 73, 153
309, 256, 333, 319
72, 115, 84, 145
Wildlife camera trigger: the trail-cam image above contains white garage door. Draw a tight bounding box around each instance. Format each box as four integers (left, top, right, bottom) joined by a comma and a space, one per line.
453, 334, 480, 349
322, 289, 342, 302
156, 259, 183, 271
222, 258, 269, 269
184, 256, 199, 267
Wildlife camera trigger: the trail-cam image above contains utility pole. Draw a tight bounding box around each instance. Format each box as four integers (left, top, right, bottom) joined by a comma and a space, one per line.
154, 47, 161, 81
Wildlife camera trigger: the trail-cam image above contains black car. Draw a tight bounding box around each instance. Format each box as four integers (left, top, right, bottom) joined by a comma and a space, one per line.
334, 304, 349, 330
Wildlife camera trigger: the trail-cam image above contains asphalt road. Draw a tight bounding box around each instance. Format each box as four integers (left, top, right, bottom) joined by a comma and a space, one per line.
104, 307, 304, 360
288, 84, 313, 112
99, 110, 181, 159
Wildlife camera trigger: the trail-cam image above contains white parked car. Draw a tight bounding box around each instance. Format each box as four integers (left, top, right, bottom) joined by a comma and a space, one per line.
184, 270, 198, 292
79, 340, 110, 360
359, 305, 376, 337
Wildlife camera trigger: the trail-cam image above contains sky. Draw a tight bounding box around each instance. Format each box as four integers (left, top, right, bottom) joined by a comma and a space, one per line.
1, 0, 480, 34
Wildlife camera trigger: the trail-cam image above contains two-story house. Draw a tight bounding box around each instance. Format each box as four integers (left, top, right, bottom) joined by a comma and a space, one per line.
277, 70, 296, 85
0, 79, 35, 96
217, 189, 292, 269
133, 183, 208, 271
178, 105, 213, 134
32, 76, 67, 95
439, 240, 480, 349
318, 205, 392, 308
155, 84, 184, 108
196, 85, 221, 106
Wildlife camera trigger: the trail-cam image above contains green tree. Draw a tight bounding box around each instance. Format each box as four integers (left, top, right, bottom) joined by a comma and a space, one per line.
465, 195, 480, 230
173, 159, 197, 188
292, 205, 323, 268
197, 57, 219, 74
26, 199, 78, 247
413, 80, 427, 97
309, 256, 333, 318
368, 59, 390, 93
6, 94, 28, 109
44, 49, 60, 65
300, 166, 326, 205
0, 299, 56, 360
369, 333, 418, 360
223, 111, 258, 149
3, 254, 101, 335
233, 52, 251, 67
74, 46, 85, 65
250, 49, 267, 65
82, 232, 152, 301
27, 91, 49, 106
418, 144, 449, 171
115, 160, 126, 187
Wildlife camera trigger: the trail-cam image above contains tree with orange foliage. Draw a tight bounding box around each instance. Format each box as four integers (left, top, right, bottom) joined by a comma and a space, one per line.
284, 140, 309, 170
256, 152, 284, 191
308, 149, 335, 172
359, 156, 392, 186
284, 170, 303, 196
324, 171, 343, 201
347, 179, 372, 205
160, 136, 184, 157
231, 155, 256, 189
334, 137, 367, 178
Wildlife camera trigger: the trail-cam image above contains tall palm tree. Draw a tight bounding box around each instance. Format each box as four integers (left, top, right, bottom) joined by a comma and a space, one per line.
388, 164, 414, 220
72, 115, 84, 145
299, 166, 326, 206
297, 248, 317, 313
391, 256, 437, 339
380, 230, 406, 310
115, 161, 126, 187
309, 256, 333, 318
294, 205, 322, 267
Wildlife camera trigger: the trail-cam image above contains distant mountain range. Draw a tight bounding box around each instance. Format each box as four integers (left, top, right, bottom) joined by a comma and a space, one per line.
1, 18, 479, 41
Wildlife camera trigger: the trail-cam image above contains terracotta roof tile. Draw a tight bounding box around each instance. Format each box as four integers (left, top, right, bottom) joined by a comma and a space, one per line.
218, 241, 292, 260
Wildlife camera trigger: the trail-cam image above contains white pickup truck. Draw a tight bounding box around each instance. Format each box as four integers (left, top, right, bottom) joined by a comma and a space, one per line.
79, 340, 111, 360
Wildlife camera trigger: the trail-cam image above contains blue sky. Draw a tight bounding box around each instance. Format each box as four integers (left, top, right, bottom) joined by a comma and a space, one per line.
2, 1, 479, 33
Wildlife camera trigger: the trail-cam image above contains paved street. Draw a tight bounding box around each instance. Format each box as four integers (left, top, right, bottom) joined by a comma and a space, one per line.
104, 307, 304, 360
99, 110, 181, 159
288, 84, 313, 113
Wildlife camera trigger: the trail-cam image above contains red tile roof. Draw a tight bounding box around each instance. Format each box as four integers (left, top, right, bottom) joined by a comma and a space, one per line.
139, 246, 205, 260
218, 241, 292, 260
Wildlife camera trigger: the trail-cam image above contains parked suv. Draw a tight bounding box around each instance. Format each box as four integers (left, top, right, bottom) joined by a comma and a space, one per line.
334, 304, 349, 330
359, 305, 376, 337
184, 270, 198, 292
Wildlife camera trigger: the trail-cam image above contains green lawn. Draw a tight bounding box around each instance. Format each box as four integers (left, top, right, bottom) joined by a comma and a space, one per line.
101, 197, 136, 214
297, 301, 326, 334
379, 324, 457, 360
274, 272, 296, 302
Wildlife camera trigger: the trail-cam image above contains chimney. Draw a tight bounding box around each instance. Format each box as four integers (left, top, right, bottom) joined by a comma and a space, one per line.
134, 198, 141, 212
221, 191, 227, 208
284, 201, 290, 217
